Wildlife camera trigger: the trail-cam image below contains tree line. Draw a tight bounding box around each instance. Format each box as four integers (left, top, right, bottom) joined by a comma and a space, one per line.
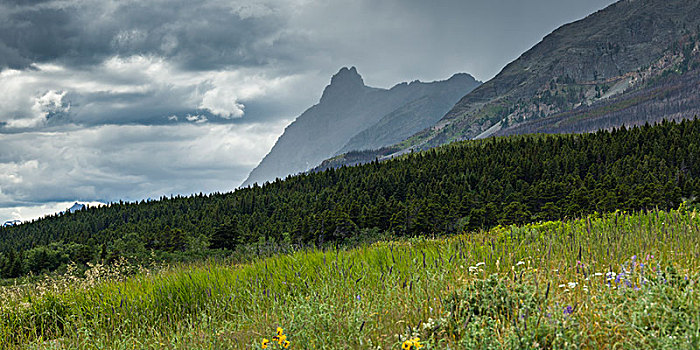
1, 119, 699, 278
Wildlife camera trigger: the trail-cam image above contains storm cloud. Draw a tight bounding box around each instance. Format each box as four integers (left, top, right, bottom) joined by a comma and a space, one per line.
0, 0, 300, 71
0, 0, 616, 221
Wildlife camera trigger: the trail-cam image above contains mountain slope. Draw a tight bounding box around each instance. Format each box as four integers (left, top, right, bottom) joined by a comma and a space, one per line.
338, 73, 479, 154
241, 68, 479, 187
400, 0, 700, 149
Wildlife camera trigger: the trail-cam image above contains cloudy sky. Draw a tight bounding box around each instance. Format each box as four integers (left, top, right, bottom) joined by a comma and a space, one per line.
0, 0, 616, 222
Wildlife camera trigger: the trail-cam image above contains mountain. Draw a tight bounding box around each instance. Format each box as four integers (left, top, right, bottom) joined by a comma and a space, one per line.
241, 67, 480, 187
67, 202, 85, 213
394, 0, 700, 150
2, 220, 21, 228
337, 73, 480, 154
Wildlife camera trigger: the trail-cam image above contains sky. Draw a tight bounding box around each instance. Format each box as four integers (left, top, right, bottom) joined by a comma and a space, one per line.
0, 0, 616, 223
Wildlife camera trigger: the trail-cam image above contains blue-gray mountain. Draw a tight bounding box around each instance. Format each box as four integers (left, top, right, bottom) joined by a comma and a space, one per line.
241, 67, 480, 187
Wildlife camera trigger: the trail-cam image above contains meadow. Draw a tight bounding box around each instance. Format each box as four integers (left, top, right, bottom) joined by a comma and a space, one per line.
1, 208, 699, 349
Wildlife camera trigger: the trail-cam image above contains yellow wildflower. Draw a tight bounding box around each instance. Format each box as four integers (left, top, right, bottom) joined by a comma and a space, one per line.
261, 338, 270, 349
282, 340, 291, 348
277, 327, 284, 336
402, 337, 422, 350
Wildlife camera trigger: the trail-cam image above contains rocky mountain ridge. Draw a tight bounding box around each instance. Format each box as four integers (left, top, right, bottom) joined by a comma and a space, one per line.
399, 0, 700, 149
241, 68, 480, 186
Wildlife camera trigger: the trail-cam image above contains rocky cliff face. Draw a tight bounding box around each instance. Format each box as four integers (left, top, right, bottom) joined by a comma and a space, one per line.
338, 73, 479, 154
403, 0, 700, 149
241, 68, 480, 187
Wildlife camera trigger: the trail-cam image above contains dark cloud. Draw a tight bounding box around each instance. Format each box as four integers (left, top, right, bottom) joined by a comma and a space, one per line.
0, 0, 293, 71
0, 0, 618, 130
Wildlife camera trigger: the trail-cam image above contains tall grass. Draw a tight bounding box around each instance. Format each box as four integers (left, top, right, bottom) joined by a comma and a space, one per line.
1, 209, 699, 349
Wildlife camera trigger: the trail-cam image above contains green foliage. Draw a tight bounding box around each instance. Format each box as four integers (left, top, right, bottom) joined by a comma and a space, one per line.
1, 209, 699, 349
2, 120, 700, 278
425, 266, 700, 349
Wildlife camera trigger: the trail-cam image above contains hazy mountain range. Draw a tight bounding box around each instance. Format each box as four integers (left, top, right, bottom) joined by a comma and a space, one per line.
241, 68, 480, 186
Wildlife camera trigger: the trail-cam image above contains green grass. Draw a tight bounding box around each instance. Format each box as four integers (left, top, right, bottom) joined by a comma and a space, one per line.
1, 209, 699, 349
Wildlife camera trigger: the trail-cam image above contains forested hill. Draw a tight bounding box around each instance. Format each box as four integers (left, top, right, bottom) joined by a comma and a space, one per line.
1, 119, 700, 277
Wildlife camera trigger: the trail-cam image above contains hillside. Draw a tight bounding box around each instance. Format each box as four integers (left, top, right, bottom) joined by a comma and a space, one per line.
241, 68, 480, 187
2, 120, 700, 279
495, 53, 700, 136
390, 0, 700, 151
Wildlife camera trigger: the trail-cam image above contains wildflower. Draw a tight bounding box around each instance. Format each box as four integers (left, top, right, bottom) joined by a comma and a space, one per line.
282, 340, 290, 348
402, 337, 423, 349
261, 338, 270, 349
277, 327, 284, 336
563, 306, 574, 316
567, 282, 577, 289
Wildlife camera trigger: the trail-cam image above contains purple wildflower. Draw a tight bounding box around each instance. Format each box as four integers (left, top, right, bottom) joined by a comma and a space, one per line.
563, 306, 574, 316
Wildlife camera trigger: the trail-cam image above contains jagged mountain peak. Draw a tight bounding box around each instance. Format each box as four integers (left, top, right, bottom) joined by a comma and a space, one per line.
331, 66, 363, 85
320, 66, 367, 103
